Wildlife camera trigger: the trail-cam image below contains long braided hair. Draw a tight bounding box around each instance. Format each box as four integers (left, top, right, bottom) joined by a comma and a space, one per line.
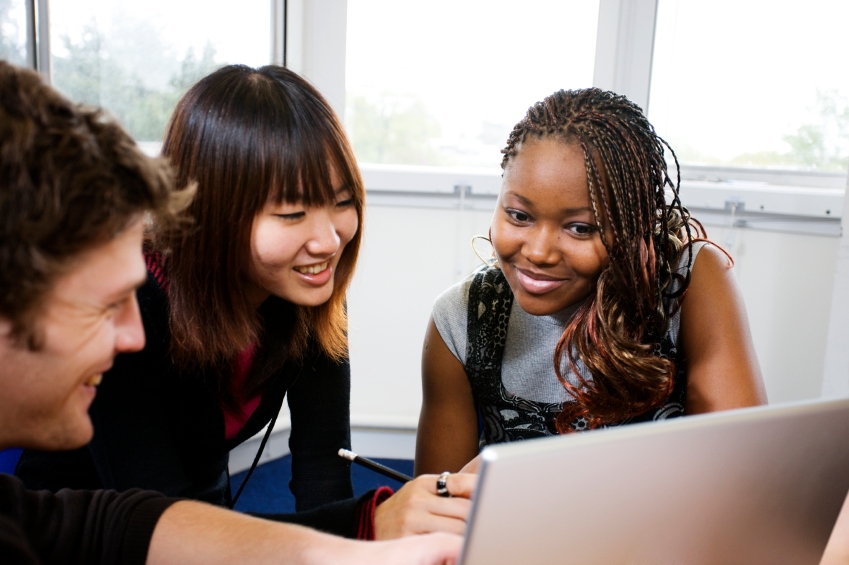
501, 88, 701, 432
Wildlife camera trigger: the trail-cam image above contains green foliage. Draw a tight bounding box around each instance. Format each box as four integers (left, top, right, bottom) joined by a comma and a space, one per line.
171, 44, 218, 91
347, 92, 450, 165
781, 90, 849, 171
671, 90, 849, 172
0, 0, 27, 65
51, 19, 219, 142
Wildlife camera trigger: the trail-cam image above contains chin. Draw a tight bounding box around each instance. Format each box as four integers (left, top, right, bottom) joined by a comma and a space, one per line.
517, 301, 560, 317
301, 296, 334, 308
47, 417, 94, 451
514, 293, 569, 317
291, 289, 336, 307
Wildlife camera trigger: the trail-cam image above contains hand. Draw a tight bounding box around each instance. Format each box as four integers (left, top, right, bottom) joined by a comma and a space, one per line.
459, 454, 482, 474
362, 533, 463, 565
373, 472, 477, 540
149, 501, 461, 565
821, 491, 849, 565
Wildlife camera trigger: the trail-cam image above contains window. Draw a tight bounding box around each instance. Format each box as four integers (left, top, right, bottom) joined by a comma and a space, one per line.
649, 0, 849, 175
0, 0, 29, 67
345, 0, 600, 168
49, 0, 273, 146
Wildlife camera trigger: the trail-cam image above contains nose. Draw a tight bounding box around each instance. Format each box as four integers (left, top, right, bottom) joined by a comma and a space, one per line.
114, 294, 146, 354
304, 208, 342, 257
522, 224, 560, 266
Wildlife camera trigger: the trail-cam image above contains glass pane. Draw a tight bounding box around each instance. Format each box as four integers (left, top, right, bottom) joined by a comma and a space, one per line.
50, 0, 272, 144
650, 0, 849, 173
346, 0, 600, 168
0, 0, 29, 66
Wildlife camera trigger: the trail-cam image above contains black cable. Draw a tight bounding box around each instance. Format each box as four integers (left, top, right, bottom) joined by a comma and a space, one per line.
229, 408, 279, 509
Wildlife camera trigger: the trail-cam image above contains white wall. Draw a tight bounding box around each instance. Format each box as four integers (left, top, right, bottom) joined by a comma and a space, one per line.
706, 226, 839, 402
347, 201, 494, 429
822, 174, 849, 397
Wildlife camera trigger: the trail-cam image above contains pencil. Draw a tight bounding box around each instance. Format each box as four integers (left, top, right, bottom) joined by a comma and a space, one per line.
337, 448, 413, 483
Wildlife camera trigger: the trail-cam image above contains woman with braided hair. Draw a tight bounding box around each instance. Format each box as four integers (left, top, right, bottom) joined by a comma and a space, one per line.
415, 88, 767, 474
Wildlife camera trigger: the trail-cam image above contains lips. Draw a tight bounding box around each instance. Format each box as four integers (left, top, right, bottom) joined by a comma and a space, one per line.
514, 267, 567, 295
293, 260, 334, 286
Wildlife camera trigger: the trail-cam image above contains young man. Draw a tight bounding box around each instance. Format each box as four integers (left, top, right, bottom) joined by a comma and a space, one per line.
0, 60, 462, 565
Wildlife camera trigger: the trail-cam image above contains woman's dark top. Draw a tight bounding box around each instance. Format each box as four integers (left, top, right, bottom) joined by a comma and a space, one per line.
16, 268, 361, 535
0, 473, 176, 565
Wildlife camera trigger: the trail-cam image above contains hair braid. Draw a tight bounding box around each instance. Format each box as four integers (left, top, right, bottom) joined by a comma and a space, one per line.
500, 88, 698, 431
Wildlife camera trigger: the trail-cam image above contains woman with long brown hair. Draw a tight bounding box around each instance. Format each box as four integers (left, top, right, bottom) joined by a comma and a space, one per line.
17, 64, 474, 539
416, 88, 768, 474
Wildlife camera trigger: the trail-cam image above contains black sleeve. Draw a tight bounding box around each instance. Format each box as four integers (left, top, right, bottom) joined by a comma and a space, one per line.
252, 490, 372, 539
0, 474, 177, 565
286, 349, 355, 512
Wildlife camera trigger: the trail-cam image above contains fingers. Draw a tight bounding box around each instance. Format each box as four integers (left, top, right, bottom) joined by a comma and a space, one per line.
374, 475, 475, 540
415, 472, 478, 499
459, 454, 482, 474
374, 496, 468, 539
369, 533, 462, 565
408, 533, 463, 565
414, 533, 463, 565
424, 496, 471, 521
440, 472, 477, 499
401, 476, 474, 519
410, 513, 467, 536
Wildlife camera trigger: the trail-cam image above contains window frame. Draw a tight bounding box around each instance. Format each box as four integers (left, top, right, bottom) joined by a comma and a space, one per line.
18, 0, 847, 233
17, 0, 849, 395
336, 0, 845, 238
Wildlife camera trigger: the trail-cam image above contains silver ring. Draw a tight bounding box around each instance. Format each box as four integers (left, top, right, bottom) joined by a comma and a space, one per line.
436, 471, 451, 497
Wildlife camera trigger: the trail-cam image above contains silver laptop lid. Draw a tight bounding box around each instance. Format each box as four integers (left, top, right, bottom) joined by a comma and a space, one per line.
461, 398, 849, 565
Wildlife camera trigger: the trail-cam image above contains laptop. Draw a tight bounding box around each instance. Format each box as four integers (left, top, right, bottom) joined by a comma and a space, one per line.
461, 398, 849, 565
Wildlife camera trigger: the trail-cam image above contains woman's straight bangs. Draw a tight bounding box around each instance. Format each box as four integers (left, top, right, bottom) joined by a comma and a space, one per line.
259, 78, 362, 211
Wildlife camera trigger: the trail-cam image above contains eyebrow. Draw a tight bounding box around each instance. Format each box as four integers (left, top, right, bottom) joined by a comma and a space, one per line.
505, 191, 593, 216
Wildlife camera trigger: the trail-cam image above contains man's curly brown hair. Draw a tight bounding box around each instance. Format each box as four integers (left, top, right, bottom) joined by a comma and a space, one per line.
0, 61, 183, 348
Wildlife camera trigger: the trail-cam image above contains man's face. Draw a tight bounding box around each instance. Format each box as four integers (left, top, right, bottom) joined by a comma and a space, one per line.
0, 219, 147, 450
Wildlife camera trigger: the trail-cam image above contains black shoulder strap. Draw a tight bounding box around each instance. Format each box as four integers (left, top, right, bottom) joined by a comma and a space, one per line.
465, 267, 513, 404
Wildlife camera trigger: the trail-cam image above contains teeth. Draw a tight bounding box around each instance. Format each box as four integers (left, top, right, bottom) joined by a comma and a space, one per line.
295, 262, 329, 275
85, 374, 102, 387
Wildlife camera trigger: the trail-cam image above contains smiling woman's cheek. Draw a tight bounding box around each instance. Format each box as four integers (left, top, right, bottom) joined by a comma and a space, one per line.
243, 204, 360, 308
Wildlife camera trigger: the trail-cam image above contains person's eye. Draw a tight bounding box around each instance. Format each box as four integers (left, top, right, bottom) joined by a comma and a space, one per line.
105, 296, 130, 315
567, 223, 599, 237
506, 208, 531, 223
335, 198, 354, 209
275, 211, 306, 221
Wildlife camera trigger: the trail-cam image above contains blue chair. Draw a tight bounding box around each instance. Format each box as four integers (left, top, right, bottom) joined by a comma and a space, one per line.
0, 448, 22, 474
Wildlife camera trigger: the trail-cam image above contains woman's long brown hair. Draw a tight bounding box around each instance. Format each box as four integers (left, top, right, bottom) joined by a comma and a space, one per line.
156, 65, 364, 402
501, 88, 698, 432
